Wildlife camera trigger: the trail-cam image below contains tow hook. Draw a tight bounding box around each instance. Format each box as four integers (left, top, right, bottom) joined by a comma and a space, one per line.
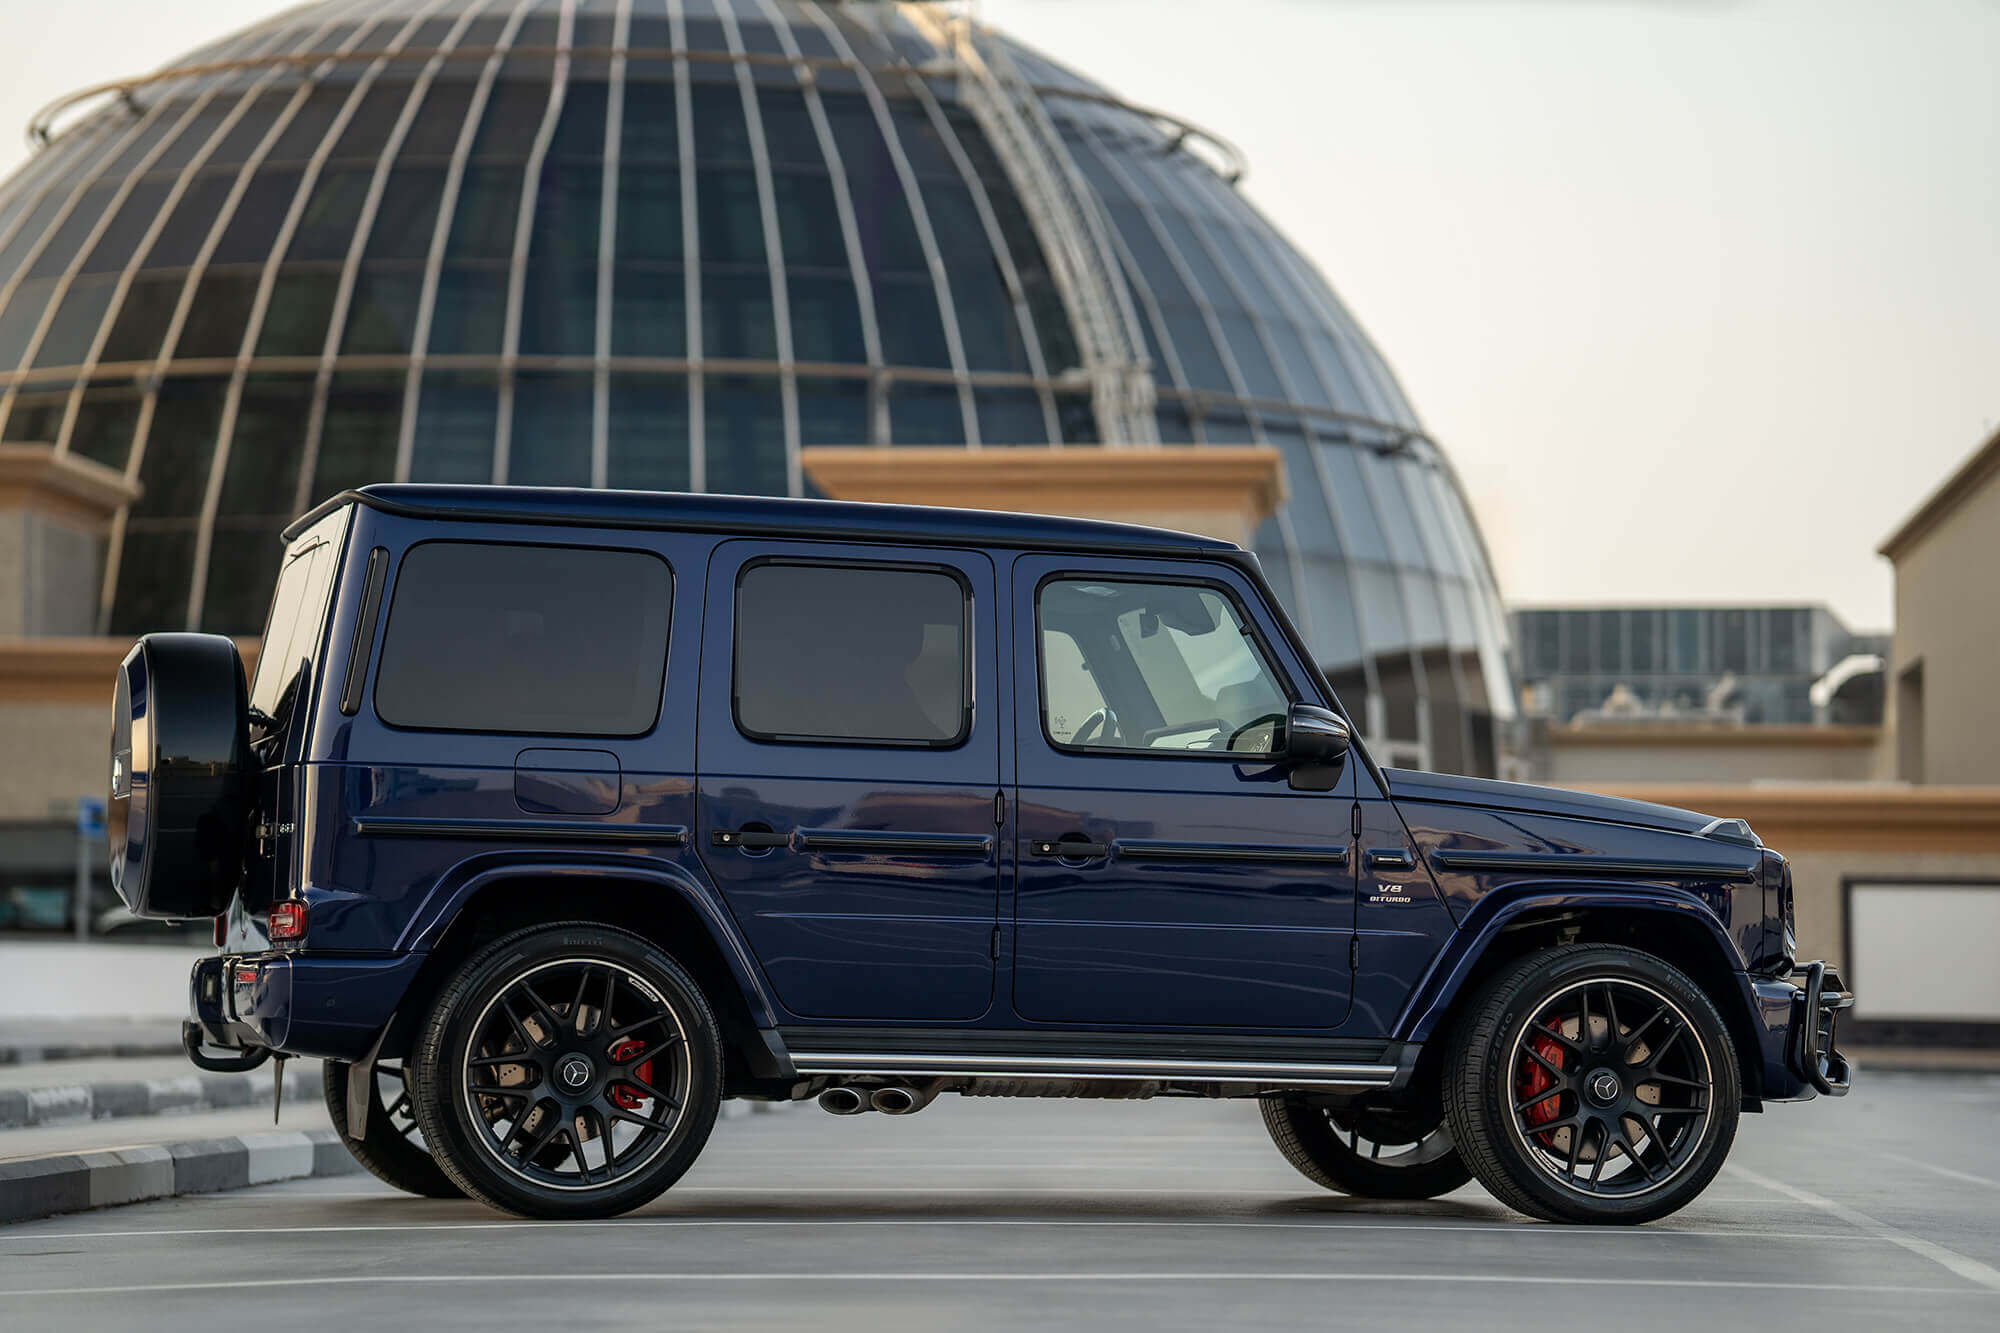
182, 1019, 272, 1074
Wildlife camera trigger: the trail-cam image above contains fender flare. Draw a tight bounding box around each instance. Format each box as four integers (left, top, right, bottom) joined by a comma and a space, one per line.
1394, 881, 1749, 1046
396, 852, 781, 1031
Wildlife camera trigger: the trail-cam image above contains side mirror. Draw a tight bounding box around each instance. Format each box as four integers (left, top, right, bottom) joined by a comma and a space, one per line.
1280, 703, 1351, 767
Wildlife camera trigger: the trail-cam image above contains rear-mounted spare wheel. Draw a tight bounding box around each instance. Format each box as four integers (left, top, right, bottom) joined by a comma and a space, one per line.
109, 633, 254, 919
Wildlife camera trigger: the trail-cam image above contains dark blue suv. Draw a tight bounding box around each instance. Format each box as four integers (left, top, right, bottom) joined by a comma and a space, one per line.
111, 484, 1851, 1224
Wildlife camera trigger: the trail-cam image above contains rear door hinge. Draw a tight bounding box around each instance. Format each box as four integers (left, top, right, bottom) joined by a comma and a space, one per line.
1350, 802, 1362, 839
990, 925, 1002, 960
1349, 936, 1360, 970
994, 790, 1006, 828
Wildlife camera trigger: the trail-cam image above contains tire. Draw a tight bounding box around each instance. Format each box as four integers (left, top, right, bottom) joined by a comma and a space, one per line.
1444, 944, 1741, 1225
411, 923, 722, 1219
1261, 1096, 1472, 1199
109, 633, 253, 919
322, 1058, 464, 1199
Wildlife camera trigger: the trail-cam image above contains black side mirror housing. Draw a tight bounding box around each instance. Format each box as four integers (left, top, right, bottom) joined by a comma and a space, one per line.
1279, 702, 1351, 769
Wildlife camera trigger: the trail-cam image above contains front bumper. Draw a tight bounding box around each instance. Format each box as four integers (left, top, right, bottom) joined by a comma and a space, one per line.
187, 950, 426, 1063
1749, 960, 1853, 1100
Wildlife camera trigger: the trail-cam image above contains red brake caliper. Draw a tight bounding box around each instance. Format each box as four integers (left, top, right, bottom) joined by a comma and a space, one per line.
1515, 1019, 1567, 1147
608, 1038, 651, 1111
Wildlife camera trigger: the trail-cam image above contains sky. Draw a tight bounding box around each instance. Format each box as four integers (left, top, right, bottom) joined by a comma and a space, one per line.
2, 0, 1994, 629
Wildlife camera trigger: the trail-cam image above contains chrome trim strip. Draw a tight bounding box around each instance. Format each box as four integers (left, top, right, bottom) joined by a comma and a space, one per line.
1429, 849, 1758, 884
1114, 839, 1348, 867
795, 828, 994, 857
352, 816, 689, 844
788, 1051, 1398, 1085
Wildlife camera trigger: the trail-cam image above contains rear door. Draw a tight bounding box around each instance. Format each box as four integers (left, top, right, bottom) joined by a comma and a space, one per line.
695, 540, 1002, 1022
1010, 554, 1357, 1030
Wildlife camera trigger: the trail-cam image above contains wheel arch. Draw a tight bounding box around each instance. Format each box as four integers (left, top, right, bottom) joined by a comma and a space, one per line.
378, 860, 790, 1089
1399, 887, 1767, 1105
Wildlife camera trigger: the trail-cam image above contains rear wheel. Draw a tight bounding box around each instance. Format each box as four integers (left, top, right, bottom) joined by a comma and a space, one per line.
1445, 944, 1740, 1225
1260, 1096, 1472, 1199
322, 1058, 462, 1199
411, 923, 722, 1219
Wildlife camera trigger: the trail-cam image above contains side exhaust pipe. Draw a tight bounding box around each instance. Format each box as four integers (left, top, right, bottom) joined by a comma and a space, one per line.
870, 1084, 938, 1116
817, 1086, 869, 1115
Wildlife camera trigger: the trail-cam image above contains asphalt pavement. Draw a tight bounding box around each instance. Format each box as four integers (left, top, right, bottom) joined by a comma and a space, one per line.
1, 1069, 1996, 1330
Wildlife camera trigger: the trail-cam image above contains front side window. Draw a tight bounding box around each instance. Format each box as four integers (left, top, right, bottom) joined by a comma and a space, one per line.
373, 542, 671, 735
735, 562, 968, 746
1039, 578, 1290, 756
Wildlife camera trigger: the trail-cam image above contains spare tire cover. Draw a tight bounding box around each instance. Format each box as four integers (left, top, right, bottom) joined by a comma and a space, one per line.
109, 633, 253, 920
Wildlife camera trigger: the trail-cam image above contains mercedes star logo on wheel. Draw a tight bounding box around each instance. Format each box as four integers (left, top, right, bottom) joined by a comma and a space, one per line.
560, 1055, 592, 1089
1591, 1071, 1621, 1102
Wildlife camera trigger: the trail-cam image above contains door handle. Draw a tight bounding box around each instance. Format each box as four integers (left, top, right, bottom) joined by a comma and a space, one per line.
1030, 837, 1109, 860
1364, 847, 1414, 870
712, 828, 790, 851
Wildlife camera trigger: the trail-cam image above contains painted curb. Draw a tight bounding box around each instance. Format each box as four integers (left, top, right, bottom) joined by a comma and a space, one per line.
0, 1102, 793, 1226
0, 1064, 320, 1130
0, 1128, 362, 1226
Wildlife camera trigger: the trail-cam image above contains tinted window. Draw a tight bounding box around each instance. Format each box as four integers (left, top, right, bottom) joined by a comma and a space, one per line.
375, 543, 671, 735
249, 507, 350, 723
735, 562, 967, 746
1038, 578, 1290, 755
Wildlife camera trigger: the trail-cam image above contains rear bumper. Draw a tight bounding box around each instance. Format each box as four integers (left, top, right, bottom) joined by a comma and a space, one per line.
1748, 960, 1854, 1101
187, 950, 425, 1063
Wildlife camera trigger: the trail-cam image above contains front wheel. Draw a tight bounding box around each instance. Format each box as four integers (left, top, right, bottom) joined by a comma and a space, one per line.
411, 923, 722, 1219
1444, 944, 1741, 1225
1261, 1096, 1472, 1199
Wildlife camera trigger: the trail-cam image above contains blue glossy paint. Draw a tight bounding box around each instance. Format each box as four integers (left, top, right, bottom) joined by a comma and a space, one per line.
178, 485, 1839, 1108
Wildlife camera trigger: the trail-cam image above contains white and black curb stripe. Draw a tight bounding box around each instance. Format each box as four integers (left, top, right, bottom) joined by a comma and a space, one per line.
0, 1037, 184, 1066
0, 1100, 790, 1225
0, 1064, 322, 1130
0, 1129, 365, 1225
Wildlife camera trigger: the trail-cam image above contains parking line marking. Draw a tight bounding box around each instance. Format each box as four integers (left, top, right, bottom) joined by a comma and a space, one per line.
9, 1272, 1994, 1300
0, 1219, 1872, 1244
1876, 1153, 2000, 1192
1726, 1165, 2000, 1293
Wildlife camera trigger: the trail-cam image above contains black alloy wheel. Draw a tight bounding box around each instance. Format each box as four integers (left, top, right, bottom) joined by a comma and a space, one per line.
1445, 944, 1741, 1225
412, 923, 721, 1219
1261, 1095, 1473, 1199
322, 1057, 463, 1198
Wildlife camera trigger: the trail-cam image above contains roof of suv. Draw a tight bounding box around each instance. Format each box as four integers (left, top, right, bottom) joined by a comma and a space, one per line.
292, 484, 1243, 556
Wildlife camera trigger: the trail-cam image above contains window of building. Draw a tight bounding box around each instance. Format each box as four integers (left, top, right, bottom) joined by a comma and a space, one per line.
734, 562, 968, 746
1038, 578, 1290, 756
374, 542, 671, 735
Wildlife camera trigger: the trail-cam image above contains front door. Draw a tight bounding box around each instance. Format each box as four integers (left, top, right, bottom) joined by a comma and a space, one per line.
1010, 555, 1356, 1030
695, 540, 1002, 1022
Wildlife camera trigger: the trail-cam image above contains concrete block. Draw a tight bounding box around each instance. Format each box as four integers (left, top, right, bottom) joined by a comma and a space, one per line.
81, 1146, 174, 1208
308, 1129, 365, 1176
240, 1131, 315, 1184
168, 1137, 249, 1195
88, 1080, 152, 1119
0, 1088, 28, 1129
195, 1074, 251, 1110
0, 1154, 89, 1224
24, 1084, 91, 1126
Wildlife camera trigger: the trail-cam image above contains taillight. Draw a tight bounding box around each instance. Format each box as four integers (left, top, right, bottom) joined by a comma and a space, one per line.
213, 914, 226, 949
268, 900, 308, 943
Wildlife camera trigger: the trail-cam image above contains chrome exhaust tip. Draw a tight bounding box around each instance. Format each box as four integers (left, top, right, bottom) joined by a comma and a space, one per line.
870, 1084, 936, 1115
817, 1086, 869, 1115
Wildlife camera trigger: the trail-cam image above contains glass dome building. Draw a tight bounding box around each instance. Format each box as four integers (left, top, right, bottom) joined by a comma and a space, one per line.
0, 0, 1514, 773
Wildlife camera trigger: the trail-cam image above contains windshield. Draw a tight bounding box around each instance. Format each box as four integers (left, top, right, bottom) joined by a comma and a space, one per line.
248, 507, 349, 727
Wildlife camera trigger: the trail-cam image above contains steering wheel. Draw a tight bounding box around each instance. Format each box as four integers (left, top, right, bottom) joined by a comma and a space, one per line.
1141, 717, 1229, 746
1227, 712, 1286, 754
1071, 706, 1119, 746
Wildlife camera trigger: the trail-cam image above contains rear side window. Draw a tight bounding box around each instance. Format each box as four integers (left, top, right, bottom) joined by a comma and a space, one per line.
735, 562, 968, 746
374, 542, 671, 735
249, 506, 349, 725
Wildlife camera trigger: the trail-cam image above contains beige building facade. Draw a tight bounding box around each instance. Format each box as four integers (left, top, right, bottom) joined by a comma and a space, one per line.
1878, 428, 2000, 785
